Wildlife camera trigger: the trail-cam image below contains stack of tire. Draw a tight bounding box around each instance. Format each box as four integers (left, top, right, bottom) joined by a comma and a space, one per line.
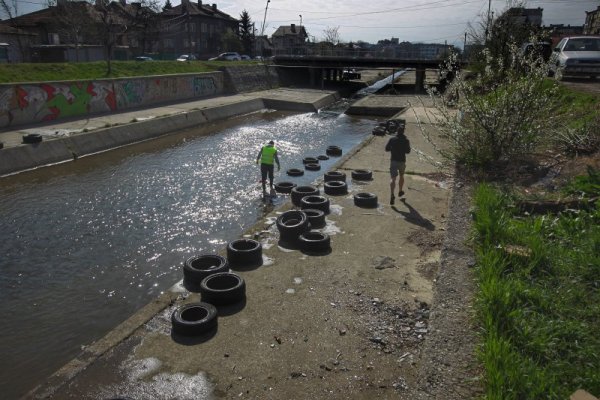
276, 209, 331, 254
172, 238, 263, 337
323, 171, 348, 196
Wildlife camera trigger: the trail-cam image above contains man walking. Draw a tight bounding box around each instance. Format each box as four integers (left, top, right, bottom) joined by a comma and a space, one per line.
385, 121, 410, 205
256, 140, 281, 194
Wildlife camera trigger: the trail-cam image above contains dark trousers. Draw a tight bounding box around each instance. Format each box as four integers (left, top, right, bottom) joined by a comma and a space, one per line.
260, 163, 274, 189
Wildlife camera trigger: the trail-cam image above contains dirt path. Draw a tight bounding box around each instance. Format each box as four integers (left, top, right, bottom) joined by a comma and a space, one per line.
30, 97, 480, 400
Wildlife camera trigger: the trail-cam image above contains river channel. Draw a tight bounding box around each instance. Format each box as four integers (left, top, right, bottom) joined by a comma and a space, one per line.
0, 99, 382, 398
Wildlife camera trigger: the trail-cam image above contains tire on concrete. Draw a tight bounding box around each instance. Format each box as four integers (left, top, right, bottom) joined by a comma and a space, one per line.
317, 155, 329, 161
299, 231, 331, 253
183, 254, 229, 291
305, 163, 321, 171
302, 208, 326, 229
324, 180, 348, 196
274, 181, 297, 194
171, 302, 218, 336
200, 272, 246, 306
354, 192, 378, 208
227, 239, 262, 268
287, 168, 304, 177
300, 195, 330, 214
277, 210, 310, 242
326, 145, 342, 156
291, 185, 319, 207
324, 171, 347, 182
351, 169, 373, 181
22, 133, 43, 144
302, 157, 319, 165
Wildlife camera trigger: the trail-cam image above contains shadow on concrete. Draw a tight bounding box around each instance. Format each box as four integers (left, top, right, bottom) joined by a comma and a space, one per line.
229, 260, 263, 272
391, 199, 435, 231
300, 247, 332, 257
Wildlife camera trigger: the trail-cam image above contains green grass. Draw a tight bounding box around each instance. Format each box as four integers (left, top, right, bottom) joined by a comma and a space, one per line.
0, 60, 260, 83
473, 183, 600, 399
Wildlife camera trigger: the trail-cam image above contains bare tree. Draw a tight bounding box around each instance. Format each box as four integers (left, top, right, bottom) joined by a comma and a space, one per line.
53, 0, 95, 62
322, 26, 341, 46
91, 1, 129, 75
0, 0, 26, 61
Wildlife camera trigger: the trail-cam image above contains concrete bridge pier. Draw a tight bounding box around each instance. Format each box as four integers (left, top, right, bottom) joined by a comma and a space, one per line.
415, 68, 426, 93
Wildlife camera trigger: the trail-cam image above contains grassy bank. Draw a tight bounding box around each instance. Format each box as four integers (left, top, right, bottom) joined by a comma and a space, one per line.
472, 180, 600, 399
0, 60, 258, 84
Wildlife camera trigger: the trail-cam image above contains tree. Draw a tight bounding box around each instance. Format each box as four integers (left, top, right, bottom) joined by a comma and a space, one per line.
53, 0, 95, 62
221, 28, 242, 53
0, 0, 26, 61
239, 10, 254, 56
322, 26, 341, 46
163, 0, 172, 11
91, 1, 129, 75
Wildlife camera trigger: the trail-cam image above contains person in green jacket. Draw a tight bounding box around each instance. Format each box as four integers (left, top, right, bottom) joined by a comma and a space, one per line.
256, 140, 281, 194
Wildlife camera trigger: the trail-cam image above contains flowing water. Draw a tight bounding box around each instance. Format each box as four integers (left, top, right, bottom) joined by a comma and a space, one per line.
0, 106, 375, 398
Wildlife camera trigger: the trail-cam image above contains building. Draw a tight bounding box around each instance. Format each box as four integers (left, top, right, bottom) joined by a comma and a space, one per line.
545, 24, 585, 46
504, 7, 543, 27
271, 24, 308, 56
159, 0, 239, 60
0, 24, 37, 62
584, 6, 600, 35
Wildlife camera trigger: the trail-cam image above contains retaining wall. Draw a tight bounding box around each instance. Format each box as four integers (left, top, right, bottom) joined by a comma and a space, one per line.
0, 72, 227, 129
220, 65, 279, 93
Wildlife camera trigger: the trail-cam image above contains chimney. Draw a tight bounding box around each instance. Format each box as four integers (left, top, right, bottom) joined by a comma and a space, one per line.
212, 3, 217, 10
291, 23, 296, 33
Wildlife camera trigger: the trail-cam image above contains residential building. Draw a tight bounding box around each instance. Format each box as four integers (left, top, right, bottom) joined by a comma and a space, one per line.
0, 24, 37, 62
159, 0, 239, 60
271, 24, 308, 55
584, 6, 600, 35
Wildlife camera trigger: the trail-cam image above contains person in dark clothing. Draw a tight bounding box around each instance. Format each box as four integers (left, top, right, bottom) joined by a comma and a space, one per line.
385, 126, 411, 205
256, 140, 281, 194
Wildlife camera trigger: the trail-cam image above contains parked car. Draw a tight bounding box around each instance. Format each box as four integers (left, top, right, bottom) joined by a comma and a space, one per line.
549, 36, 600, 80
134, 56, 154, 61
520, 42, 552, 61
176, 54, 197, 62
209, 52, 241, 61
342, 68, 361, 80
240, 54, 252, 60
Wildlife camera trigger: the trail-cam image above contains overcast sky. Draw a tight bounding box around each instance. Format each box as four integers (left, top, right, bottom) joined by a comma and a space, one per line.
5, 0, 599, 47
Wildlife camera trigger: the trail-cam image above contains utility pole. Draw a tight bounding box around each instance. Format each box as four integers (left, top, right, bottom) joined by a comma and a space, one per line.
485, 0, 491, 42
299, 15, 302, 26
463, 31, 467, 60
260, 0, 271, 37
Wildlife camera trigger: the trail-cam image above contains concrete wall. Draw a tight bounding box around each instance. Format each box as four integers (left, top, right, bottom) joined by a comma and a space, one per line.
220, 65, 279, 93
0, 72, 226, 129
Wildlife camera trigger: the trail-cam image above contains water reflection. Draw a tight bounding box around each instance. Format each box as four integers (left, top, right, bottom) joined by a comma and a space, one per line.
0, 108, 371, 399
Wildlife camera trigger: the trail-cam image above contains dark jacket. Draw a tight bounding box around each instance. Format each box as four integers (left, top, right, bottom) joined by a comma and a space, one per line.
385, 134, 411, 162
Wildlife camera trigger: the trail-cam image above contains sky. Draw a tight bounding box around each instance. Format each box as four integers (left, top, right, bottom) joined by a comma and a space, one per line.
4, 0, 599, 47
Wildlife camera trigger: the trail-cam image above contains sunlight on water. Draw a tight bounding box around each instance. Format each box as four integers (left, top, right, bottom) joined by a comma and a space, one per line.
0, 109, 372, 399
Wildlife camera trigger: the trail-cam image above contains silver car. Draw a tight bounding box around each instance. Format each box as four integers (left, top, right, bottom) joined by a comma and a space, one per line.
550, 36, 600, 79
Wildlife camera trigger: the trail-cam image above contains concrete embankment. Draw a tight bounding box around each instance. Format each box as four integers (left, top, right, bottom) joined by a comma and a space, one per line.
0, 89, 340, 176
22, 96, 479, 400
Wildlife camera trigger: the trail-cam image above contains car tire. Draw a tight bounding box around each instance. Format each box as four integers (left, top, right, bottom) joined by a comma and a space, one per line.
291, 185, 319, 206
302, 208, 326, 229
287, 168, 304, 177
324, 180, 348, 196
317, 155, 329, 161
274, 181, 297, 194
324, 171, 347, 182
22, 133, 43, 144
326, 145, 342, 156
227, 239, 262, 268
299, 231, 331, 253
303, 157, 319, 165
352, 169, 373, 181
171, 302, 218, 336
200, 272, 246, 306
183, 254, 229, 291
300, 195, 330, 214
305, 163, 321, 171
354, 192, 378, 208
276, 210, 310, 242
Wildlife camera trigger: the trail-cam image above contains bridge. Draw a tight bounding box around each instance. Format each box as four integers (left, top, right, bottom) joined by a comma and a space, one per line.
271, 48, 450, 90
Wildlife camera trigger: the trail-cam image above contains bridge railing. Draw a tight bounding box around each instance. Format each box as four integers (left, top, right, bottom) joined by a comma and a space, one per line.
272, 46, 446, 62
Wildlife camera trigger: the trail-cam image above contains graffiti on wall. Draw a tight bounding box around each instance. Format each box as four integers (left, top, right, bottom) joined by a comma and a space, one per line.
0, 73, 222, 129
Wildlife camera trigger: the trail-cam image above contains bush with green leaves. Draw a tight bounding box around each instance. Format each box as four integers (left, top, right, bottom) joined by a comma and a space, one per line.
419, 45, 562, 171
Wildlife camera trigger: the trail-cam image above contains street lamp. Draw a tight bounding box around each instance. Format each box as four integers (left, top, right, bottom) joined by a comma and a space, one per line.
299, 15, 302, 26
260, 0, 271, 37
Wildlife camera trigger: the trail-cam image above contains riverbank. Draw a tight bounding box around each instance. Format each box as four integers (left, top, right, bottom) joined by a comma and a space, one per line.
23, 95, 480, 400
0, 88, 340, 176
